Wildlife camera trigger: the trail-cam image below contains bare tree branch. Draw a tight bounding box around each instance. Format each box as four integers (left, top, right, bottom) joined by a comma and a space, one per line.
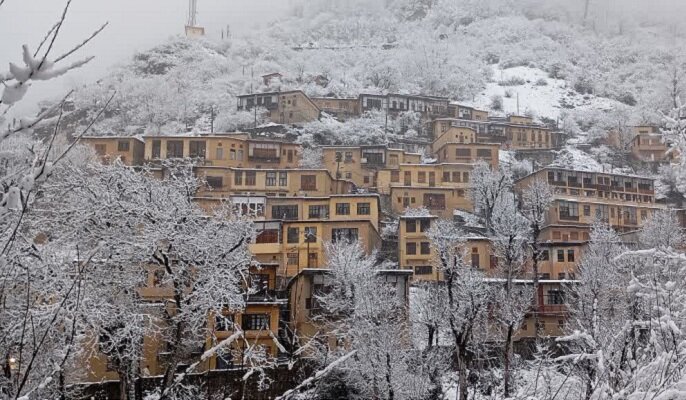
54, 22, 109, 63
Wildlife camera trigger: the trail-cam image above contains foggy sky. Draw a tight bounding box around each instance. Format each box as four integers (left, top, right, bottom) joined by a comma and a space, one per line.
0, 0, 290, 116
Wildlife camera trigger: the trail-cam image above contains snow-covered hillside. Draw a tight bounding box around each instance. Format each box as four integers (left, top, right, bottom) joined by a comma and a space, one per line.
57, 0, 685, 139
465, 66, 623, 121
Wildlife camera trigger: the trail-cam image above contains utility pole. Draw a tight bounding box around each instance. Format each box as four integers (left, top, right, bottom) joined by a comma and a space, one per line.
384, 95, 389, 142
210, 105, 215, 133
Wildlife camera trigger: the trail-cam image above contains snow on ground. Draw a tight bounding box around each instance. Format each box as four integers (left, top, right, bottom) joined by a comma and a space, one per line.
549, 145, 604, 172
461, 66, 622, 121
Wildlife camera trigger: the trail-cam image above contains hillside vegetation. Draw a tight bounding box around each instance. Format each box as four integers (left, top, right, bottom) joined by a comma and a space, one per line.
67, 0, 685, 140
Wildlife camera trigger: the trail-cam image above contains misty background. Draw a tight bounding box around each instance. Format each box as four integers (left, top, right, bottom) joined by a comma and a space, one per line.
0, 0, 290, 116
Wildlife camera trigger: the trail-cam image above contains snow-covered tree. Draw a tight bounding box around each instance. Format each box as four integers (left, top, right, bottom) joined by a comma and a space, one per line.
299, 146, 324, 169
469, 161, 512, 233
490, 193, 532, 397
661, 98, 686, 197
427, 219, 493, 400
556, 222, 629, 398
308, 239, 433, 399
520, 178, 554, 337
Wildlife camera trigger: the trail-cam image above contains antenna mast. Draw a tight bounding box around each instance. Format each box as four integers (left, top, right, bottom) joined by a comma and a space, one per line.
185, 0, 205, 37
187, 0, 197, 27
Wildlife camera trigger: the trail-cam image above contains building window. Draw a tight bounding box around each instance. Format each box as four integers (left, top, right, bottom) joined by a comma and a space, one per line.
471, 248, 480, 268
345, 172, 352, 179
559, 201, 579, 220
242, 314, 270, 331
336, 203, 350, 215
423, 193, 446, 210
476, 149, 492, 157
205, 176, 223, 189
557, 249, 565, 262
301, 175, 317, 191
279, 172, 288, 186
567, 249, 575, 262
245, 171, 256, 186
166, 140, 184, 158
94, 144, 106, 155
415, 265, 432, 275
357, 203, 370, 215
456, 148, 471, 158
117, 140, 130, 152
418, 172, 426, 183
255, 229, 279, 244
237, 149, 244, 161
391, 171, 400, 183
420, 242, 430, 255
272, 205, 298, 220
287, 227, 300, 244
151, 140, 161, 158
287, 253, 299, 265
583, 205, 591, 216
406, 219, 417, 233
234, 171, 243, 185
309, 205, 329, 219
548, 290, 565, 305
266, 172, 277, 186
216, 147, 224, 160
304, 227, 317, 243
230, 149, 236, 160
463, 172, 469, 182
363, 176, 370, 184
345, 152, 353, 162
215, 314, 235, 331
540, 250, 549, 261
189, 140, 206, 158
332, 228, 358, 243
406, 242, 417, 255
420, 219, 430, 232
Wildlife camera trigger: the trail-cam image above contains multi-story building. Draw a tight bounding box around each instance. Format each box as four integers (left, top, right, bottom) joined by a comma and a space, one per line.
310, 97, 360, 120
376, 163, 474, 217
236, 90, 321, 125
515, 167, 664, 236
396, 214, 493, 281
447, 103, 489, 121
287, 268, 412, 348
629, 126, 675, 164
198, 194, 381, 279
143, 134, 302, 169
206, 263, 284, 369
194, 167, 354, 201
431, 115, 559, 150
488, 115, 558, 150
359, 93, 449, 119
81, 136, 146, 166
431, 118, 492, 139
320, 145, 422, 189
431, 126, 500, 168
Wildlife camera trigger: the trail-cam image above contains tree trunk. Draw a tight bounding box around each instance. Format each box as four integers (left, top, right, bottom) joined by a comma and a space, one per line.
119, 375, 129, 400
532, 224, 541, 339
457, 346, 469, 400
428, 325, 435, 349
385, 353, 395, 400
503, 324, 514, 398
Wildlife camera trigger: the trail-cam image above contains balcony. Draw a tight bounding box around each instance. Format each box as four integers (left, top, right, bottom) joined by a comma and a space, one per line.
531, 295, 568, 315
248, 155, 280, 163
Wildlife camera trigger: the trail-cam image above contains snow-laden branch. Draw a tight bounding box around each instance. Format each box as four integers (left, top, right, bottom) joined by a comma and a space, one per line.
275, 350, 358, 400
